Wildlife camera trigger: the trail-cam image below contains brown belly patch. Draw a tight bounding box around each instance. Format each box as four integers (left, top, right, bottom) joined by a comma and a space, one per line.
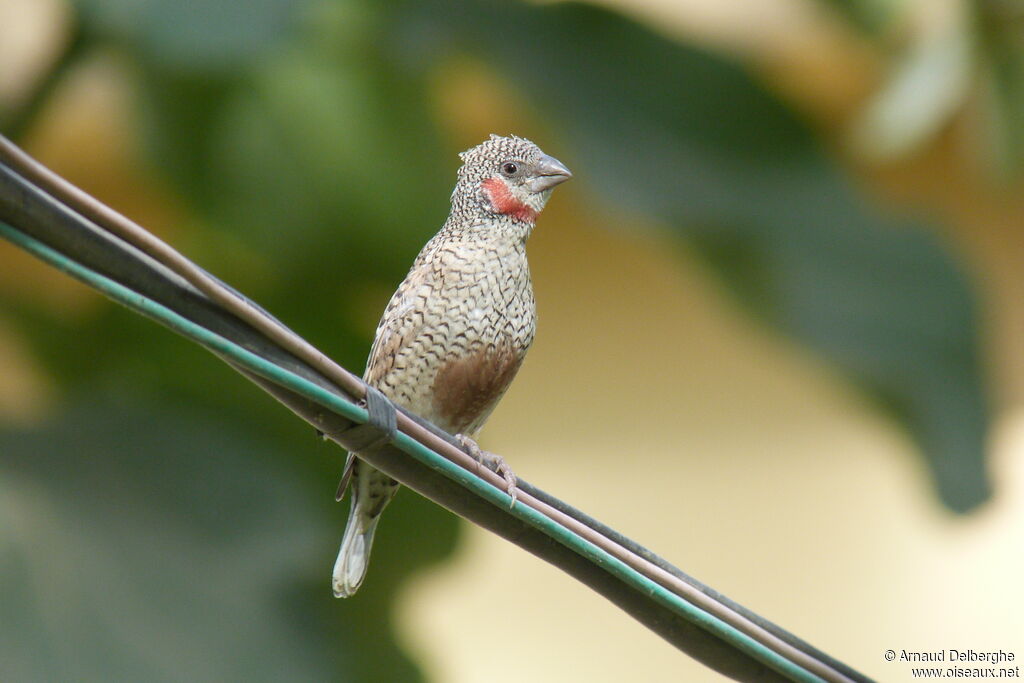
431, 344, 523, 434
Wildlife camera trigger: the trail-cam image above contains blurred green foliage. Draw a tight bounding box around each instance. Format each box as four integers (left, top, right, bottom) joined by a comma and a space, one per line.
0, 0, 997, 679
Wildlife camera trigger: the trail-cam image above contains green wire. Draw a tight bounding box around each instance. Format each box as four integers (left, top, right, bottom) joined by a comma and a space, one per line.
0, 220, 825, 683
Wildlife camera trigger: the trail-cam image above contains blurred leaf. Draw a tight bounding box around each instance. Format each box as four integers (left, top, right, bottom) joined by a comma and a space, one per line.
975, 0, 1024, 177
405, 0, 990, 510
206, 43, 448, 265
113, 3, 451, 358
0, 394, 325, 680
0, 393, 439, 682
74, 0, 305, 72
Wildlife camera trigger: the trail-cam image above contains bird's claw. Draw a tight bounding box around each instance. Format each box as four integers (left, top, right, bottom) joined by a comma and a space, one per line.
456, 434, 518, 508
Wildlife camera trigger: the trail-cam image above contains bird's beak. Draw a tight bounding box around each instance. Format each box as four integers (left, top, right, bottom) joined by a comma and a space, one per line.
526, 154, 572, 192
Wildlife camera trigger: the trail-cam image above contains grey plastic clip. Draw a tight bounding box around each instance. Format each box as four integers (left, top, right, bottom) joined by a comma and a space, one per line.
340, 385, 397, 453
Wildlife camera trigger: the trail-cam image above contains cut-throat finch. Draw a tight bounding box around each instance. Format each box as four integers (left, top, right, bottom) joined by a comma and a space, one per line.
333, 134, 571, 597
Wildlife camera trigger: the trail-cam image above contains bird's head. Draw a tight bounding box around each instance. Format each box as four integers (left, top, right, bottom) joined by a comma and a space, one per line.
454, 134, 572, 224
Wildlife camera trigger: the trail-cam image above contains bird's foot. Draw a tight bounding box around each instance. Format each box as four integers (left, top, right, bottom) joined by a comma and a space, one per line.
456, 434, 518, 507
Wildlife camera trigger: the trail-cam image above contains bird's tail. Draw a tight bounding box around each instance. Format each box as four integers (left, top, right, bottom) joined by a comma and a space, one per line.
332, 500, 380, 598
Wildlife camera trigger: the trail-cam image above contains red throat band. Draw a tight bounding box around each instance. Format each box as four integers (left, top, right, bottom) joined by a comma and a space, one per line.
481, 177, 538, 223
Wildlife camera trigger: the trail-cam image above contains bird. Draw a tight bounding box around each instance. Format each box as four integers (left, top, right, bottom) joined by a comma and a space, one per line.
332, 134, 571, 598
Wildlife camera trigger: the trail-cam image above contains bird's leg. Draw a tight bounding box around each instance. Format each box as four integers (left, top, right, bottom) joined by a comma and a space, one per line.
456, 434, 518, 507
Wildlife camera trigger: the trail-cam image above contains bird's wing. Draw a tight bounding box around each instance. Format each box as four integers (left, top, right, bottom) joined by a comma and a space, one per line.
336, 452, 356, 501
335, 268, 432, 501
363, 267, 432, 388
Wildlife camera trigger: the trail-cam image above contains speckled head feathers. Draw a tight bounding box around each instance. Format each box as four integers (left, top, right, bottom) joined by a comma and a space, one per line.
457, 134, 543, 180
452, 134, 571, 225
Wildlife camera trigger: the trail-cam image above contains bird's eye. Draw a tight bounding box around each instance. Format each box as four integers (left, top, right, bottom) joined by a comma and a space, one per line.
501, 162, 518, 176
